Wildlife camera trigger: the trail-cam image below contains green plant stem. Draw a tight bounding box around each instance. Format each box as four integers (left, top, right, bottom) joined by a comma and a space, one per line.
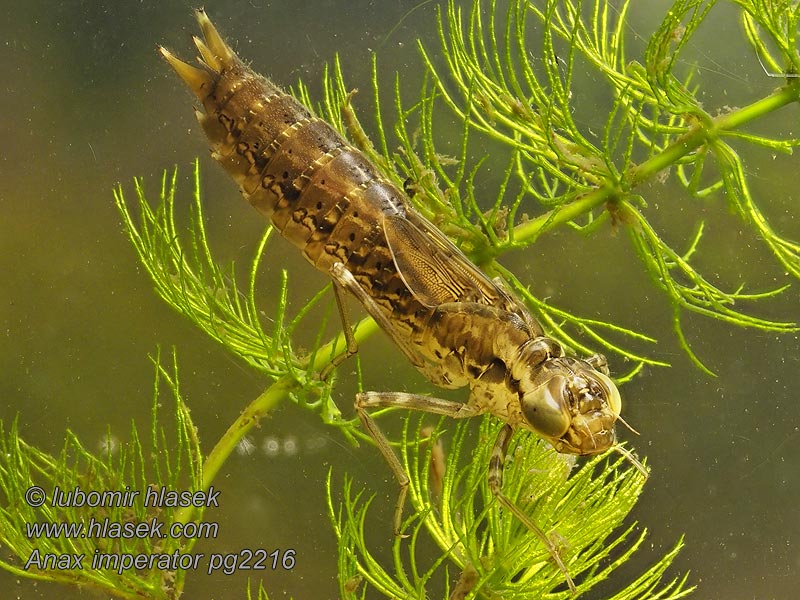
173, 316, 379, 525
629, 82, 800, 186
714, 80, 800, 131
511, 81, 800, 245
510, 186, 611, 247
201, 376, 296, 491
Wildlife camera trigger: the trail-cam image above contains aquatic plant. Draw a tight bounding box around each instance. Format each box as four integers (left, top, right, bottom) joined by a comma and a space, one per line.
2, 0, 797, 597
0, 352, 204, 599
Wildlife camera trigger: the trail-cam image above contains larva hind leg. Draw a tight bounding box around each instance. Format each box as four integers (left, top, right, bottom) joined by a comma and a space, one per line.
355, 391, 480, 536
325, 262, 425, 372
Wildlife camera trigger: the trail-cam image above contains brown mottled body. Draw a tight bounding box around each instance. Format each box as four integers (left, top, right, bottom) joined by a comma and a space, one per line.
163, 15, 441, 362
161, 12, 519, 394
160, 11, 640, 593
159, 9, 624, 458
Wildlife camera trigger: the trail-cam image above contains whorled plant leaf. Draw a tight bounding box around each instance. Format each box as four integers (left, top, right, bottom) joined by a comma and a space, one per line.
329, 414, 693, 599
0, 351, 202, 599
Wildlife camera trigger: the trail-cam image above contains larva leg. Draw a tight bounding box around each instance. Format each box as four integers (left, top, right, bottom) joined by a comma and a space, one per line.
319, 281, 360, 381
328, 262, 424, 369
488, 424, 576, 594
356, 392, 481, 417
355, 391, 481, 536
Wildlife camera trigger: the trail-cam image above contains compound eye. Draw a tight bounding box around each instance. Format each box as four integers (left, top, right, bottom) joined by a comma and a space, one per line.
520, 375, 571, 438
592, 371, 622, 416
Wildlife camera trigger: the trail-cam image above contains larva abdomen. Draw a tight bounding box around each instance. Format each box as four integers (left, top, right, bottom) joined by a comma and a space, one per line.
159, 10, 408, 275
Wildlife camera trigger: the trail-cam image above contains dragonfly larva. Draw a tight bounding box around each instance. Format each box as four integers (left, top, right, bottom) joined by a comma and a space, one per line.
160, 10, 642, 593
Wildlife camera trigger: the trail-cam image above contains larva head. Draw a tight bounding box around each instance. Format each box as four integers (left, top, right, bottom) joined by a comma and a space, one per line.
516, 355, 621, 455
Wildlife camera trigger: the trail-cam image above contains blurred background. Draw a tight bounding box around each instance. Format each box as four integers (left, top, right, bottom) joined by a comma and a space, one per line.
1, 0, 797, 598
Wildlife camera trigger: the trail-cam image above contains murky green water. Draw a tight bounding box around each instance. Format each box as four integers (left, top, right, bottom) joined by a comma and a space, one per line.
2, 1, 798, 598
